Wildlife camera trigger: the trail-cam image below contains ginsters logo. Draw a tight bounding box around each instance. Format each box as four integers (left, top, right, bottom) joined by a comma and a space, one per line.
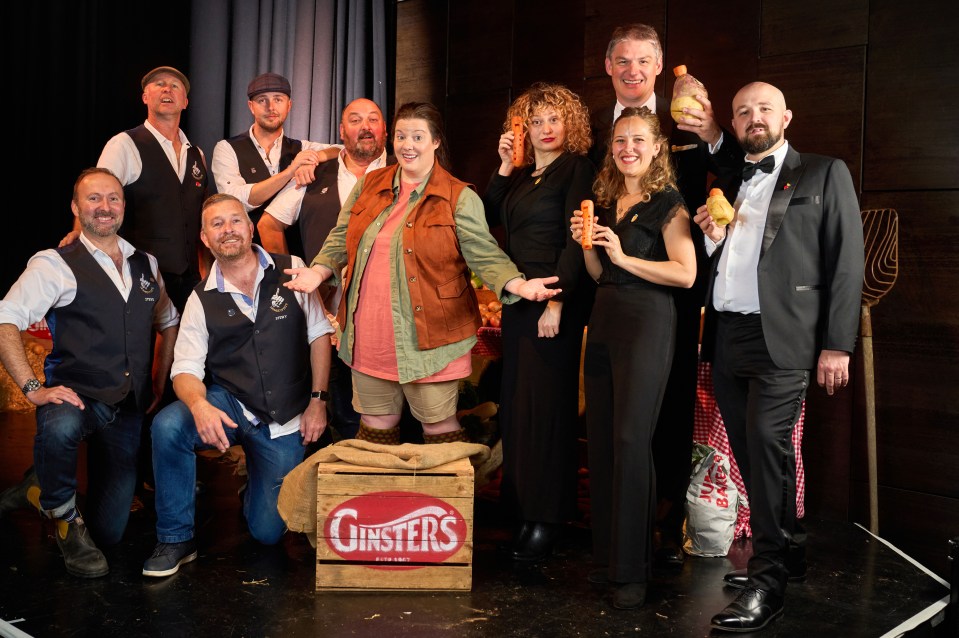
325, 492, 466, 568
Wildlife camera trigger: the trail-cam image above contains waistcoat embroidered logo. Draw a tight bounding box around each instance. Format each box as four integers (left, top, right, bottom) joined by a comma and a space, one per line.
191, 161, 203, 181
139, 273, 156, 294
227, 309, 236, 317
320, 187, 329, 195
270, 287, 288, 313
325, 492, 467, 568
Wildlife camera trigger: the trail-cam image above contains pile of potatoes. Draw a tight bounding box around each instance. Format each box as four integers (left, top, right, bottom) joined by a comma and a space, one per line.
479, 300, 502, 327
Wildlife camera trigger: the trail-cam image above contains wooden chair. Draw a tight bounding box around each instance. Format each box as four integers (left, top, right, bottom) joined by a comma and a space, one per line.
860, 208, 899, 534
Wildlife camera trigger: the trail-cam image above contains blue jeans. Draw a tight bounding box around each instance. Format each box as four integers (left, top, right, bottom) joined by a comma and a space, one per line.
34, 397, 142, 545
151, 385, 305, 545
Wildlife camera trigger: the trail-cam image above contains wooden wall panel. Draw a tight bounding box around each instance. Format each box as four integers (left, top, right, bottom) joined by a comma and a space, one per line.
761, 0, 868, 56
850, 483, 959, 579
757, 48, 866, 191
863, 0, 959, 191
395, 0, 448, 109
512, 0, 585, 95
583, 0, 665, 82
665, 0, 760, 135
801, 382, 855, 520
447, 0, 514, 96
446, 90, 514, 192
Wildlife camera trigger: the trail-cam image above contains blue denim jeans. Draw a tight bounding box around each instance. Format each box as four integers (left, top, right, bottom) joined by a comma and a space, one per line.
151, 385, 305, 545
34, 396, 142, 545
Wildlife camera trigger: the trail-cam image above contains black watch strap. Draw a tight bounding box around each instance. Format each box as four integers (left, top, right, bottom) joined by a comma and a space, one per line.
310, 390, 330, 401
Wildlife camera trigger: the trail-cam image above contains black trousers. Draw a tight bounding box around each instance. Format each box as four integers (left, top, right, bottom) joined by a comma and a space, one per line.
712, 312, 808, 597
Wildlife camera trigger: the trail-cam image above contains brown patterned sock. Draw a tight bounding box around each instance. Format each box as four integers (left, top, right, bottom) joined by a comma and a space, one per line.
422, 428, 469, 444
356, 422, 400, 445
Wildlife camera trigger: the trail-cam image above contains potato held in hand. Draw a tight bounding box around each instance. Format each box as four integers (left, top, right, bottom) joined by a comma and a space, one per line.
706, 188, 735, 227
670, 65, 706, 123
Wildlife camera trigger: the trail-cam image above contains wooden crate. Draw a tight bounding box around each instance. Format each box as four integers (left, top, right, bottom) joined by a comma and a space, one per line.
316, 457, 474, 591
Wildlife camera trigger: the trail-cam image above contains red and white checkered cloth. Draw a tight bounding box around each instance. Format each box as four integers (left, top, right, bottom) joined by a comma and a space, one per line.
693, 361, 805, 539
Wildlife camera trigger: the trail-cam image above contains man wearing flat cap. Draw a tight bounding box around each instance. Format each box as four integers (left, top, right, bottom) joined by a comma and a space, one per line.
211, 72, 339, 251
63, 66, 210, 313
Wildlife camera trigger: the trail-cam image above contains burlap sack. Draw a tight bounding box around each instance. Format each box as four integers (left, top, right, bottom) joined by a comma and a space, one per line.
278, 440, 490, 545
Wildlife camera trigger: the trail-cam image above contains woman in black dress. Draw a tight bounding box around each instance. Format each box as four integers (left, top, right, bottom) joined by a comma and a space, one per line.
484, 83, 596, 561
571, 106, 696, 608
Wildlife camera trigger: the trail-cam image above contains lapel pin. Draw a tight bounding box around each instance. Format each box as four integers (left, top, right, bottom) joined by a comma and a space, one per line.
784, 183, 791, 190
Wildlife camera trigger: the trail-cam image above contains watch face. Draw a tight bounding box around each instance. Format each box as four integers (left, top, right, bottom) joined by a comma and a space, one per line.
22, 379, 41, 394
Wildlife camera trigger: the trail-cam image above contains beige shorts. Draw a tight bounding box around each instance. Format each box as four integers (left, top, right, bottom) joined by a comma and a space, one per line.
351, 369, 459, 424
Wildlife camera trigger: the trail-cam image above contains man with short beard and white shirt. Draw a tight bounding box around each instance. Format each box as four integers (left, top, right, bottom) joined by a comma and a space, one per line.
143, 193, 333, 578
256, 98, 393, 439
211, 72, 339, 249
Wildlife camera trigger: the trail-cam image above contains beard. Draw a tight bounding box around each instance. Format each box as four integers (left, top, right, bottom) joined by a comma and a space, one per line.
81, 215, 120, 238
739, 125, 782, 155
212, 236, 250, 262
346, 132, 384, 163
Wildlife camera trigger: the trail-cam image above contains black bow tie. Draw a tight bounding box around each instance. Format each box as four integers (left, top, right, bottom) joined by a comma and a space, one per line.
741, 156, 775, 180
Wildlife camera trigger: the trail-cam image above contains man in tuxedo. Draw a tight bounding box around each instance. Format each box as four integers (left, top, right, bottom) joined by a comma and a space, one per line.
695, 82, 864, 632
589, 23, 742, 563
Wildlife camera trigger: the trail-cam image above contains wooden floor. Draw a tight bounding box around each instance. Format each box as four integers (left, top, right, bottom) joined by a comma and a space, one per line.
0, 409, 951, 637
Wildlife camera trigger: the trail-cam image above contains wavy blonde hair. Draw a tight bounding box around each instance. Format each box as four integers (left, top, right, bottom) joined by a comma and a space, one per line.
593, 107, 676, 208
504, 83, 592, 166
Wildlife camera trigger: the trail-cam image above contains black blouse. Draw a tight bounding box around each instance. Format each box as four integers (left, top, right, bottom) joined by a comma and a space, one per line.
595, 187, 685, 287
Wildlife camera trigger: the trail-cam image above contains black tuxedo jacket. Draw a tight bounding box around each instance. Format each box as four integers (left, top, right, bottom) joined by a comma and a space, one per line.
701, 145, 865, 370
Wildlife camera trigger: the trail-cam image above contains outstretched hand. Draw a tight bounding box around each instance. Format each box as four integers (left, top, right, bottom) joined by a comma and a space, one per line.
509, 276, 561, 302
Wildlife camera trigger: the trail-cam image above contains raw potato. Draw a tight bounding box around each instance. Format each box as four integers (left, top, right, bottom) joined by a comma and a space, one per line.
670, 95, 704, 123
706, 188, 735, 227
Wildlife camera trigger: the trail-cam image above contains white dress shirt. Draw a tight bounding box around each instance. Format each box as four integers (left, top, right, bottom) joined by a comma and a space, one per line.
710, 142, 791, 314
171, 246, 334, 438
211, 127, 339, 212
0, 233, 180, 331
98, 120, 204, 185
263, 148, 389, 225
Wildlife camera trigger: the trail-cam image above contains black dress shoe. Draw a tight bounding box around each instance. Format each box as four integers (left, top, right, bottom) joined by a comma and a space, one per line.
654, 544, 686, 567
723, 564, 807, 589
511, 522, 560, 562
710, 587, 783, 632
498, 521, 532, 555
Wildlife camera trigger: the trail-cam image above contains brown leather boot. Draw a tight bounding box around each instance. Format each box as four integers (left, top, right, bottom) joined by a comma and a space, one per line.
422, 428, 469, 444
356, 421, 401, 445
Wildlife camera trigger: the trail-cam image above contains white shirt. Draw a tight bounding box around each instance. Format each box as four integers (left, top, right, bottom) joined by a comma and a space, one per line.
211, 127, 339, 212
710, 142, 791, 314
98, 119, 205, 185
171, 246, 334, 438
264, 148, 389, 225
613, 95, 657, 122
0, 233, 180, 331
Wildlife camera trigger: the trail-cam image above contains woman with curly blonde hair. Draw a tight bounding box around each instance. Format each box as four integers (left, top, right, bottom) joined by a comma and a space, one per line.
483, 82, 596, 562
571, 106, 695, 609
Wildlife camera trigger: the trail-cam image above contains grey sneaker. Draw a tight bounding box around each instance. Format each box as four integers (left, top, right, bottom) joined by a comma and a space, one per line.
0, 467, 41, 518
142, 540, 197, 577
55, 514, 109, 578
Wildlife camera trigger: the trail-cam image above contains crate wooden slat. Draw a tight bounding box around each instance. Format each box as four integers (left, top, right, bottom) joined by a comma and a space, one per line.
316, 456, 474, 591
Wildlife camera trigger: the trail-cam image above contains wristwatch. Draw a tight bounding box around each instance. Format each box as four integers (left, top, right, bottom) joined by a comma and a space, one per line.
310, 390, 330, 401
21, 378, 41, 395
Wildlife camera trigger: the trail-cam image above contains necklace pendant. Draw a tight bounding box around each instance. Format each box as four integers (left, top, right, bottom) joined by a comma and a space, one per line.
534, 177, 541, 185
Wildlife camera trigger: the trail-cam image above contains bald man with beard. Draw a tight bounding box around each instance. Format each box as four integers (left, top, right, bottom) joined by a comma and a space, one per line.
695, 82, 864, 632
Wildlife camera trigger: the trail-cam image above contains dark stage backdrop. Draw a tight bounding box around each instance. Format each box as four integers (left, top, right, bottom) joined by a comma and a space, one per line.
3, 1, 194, 294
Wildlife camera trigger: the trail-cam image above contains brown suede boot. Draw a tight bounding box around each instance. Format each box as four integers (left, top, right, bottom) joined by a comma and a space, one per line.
422, 428, 469, 444
356, 422, 400, 445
